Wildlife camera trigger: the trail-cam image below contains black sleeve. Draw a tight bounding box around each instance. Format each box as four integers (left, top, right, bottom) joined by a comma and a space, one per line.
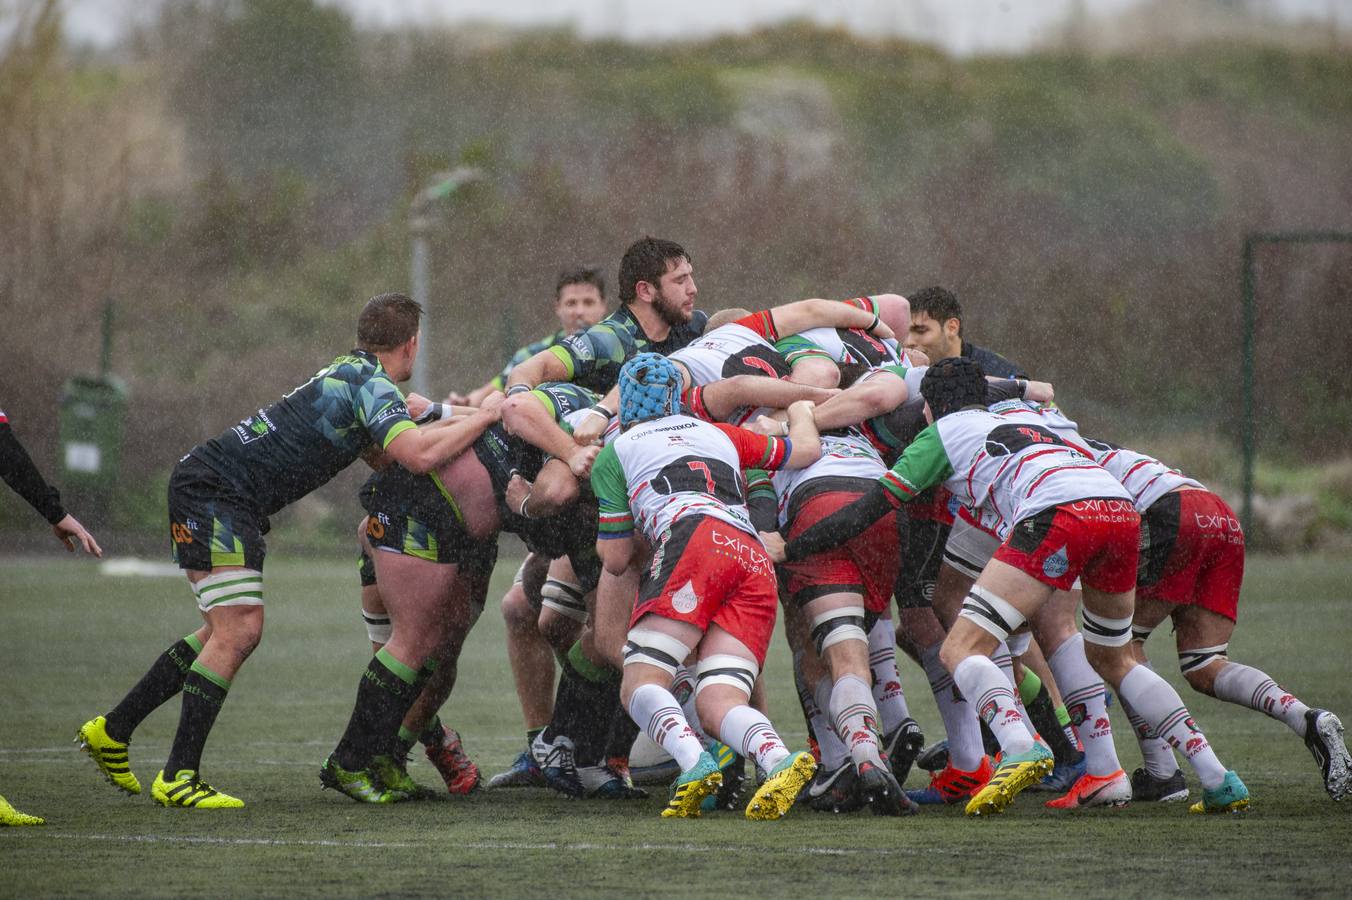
983, 378, 1026, 405
746, 490, 778, 534
0, 422, 67, 524
783, 482, 895, 563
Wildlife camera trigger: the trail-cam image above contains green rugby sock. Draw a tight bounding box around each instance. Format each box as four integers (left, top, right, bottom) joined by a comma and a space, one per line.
163, 660, 231, 777
105, 634, 202, 742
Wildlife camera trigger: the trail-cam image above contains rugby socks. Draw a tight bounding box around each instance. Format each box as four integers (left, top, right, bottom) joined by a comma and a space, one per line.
1213, 662, 1311, 736
829, 674, 884, 767
1117, 664, 1229, 790
813, 677, 851, 769
922, 643, 986, 771
992, 642, 1038, 739
1047, 635, 1122, 777
104, 634, 202, 742
867, 617, 911, 731
674, 666, 709, 742
163, 660, 230, 777
952, 655, 1034, 756
1019, 668, 1083, 767
718, 705, 791, 774
1118, 692, 1179, 778
627, 683, 704, 772
332, 648, 425, 770
562, 642, 621, 767
418, 715, 445, 750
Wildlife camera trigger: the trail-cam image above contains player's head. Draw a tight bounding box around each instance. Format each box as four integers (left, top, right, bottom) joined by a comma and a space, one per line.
619, 236, 696, 327
357, 293, 423, 380
920, 356, 986, 420
554, 266, 607, 333
619, 352, 683, 428
705, 307, 752, 331
906, 286, 963, 362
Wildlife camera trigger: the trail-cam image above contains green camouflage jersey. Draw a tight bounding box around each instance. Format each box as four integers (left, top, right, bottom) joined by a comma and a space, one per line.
489, 328, 571, 391
192, 349, 414, 516
547, 305, 710, 394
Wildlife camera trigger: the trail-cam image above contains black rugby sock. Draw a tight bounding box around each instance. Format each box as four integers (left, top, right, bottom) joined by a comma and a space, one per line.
1026, 683, 1083, 766
163, 661, 230, 777
333, 649, 425, 770
105, 634, 202, 742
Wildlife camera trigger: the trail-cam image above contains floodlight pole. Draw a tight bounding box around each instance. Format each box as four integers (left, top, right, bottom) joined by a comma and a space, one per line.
408, 167, 486, 398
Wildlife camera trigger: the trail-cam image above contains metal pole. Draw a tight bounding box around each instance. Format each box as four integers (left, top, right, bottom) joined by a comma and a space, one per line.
100, 296, 114, 379
1240, 236, 1256, 535
409, 227, 431, 397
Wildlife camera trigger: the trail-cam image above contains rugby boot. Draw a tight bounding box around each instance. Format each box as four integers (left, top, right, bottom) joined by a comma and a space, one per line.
701, 740, 746, 811
746, 751, 817, 820
882, 717, 925, 788
808, 761, 863, 813
1303, 709, 1352, 800
1045, 769, 1131, 809
319, 755, 399, 804
579, 762, 649, 799
858, 760, 918, 817
487, 750, 545, 788
0, 793, 44, 826
906, 757, 994, 805
965, 743, 1054, 817
531, 732, 585, 798
151, 769, 244, 809
1188, 771, 1250, 815
425, 726, 482, 795
1130, 767, 1189, 803
76, 716, 141, 795
916, 739, 949, 773
662, 752, 723, 818
370, 754, 428, 801
1029, 752, 1086, 793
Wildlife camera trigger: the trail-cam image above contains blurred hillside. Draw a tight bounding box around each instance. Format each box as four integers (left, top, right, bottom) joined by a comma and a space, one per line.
1, 0, 1349, 550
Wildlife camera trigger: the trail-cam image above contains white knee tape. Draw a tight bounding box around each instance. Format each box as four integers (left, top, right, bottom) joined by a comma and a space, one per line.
1131, 622, 1156, 643
1179, 643, 1229, 674
1005, 631, 1033, 657
694, 654, 759, 698
541, 577, 588, 623
363, 611, 392, 644
959, 585, 1025, 641
622, 627, 692, 676
194, 569, 264, 613
1081, 607, 1134, 647
810, 606, 868, 653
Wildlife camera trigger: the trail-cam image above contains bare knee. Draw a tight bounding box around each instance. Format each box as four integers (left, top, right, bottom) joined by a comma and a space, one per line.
1184, 660, 1224, 697
1082, 641, 1135, 688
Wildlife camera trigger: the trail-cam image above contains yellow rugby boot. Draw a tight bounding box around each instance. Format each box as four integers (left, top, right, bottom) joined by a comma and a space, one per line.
76, 716, 141, 795
151, 770, 244, 809
745, 751, 817, 821
662, 752, 723, 818
965, 743, 1054, 817
0, 793, 44, 826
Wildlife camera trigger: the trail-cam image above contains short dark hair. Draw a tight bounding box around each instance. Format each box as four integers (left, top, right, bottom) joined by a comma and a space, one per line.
618, 237, 689, 305
556, 266, 605, 301
909, 286, 962, 332
920, 357, 986, 419
356, 292, 423, 351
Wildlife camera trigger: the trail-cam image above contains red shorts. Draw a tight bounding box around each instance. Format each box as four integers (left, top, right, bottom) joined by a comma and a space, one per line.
994, 498, 1140, 593
1137, 489, 1244, 621
783, 488, 899, 614
630, 515, 779, 665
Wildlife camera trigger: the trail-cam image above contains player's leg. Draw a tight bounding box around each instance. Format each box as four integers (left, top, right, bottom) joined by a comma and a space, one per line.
1008, 628, 1085, 792
490, 555, 553, 788
1119, 600, 1189, 801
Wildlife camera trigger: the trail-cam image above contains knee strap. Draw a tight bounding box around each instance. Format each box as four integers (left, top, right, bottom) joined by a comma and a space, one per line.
1081, 607, 1133, 647
1179, 643, 1229, 675
194, 569, 264, 613
810, 605, 868, 654
695, 654, 759, 698
541, 577, 588, 623
959, 585, 1025, 641
362, 610, 392, 644
1131, 622, 1156, 644
622, 627, 692, 676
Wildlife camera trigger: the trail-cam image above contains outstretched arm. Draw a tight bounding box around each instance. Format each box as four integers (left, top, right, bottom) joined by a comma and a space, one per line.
383, 394, 504, 474
810, 370, 909, 431
770, 298, 894, 341
689, 375, 835, 423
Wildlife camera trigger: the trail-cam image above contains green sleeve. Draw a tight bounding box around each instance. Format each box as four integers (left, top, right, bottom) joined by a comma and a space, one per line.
879, 424, 953, 502
775, 333, 831, 366
591, 444, 633, 539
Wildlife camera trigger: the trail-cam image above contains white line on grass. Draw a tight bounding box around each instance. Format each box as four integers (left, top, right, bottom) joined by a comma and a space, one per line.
29, 832, 413, 849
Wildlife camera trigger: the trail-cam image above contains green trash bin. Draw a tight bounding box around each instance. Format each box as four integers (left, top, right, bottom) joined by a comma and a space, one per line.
58, 375, 128, 497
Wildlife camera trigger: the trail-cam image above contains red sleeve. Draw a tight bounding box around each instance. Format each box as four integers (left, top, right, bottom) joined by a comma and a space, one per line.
844, 296, 873, 312
733, 310, 779, 342
683, 386, 715, 422
712, 423, 789, 470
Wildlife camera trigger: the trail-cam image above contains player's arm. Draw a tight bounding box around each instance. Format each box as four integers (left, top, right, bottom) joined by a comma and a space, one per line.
0, 417, 102, 556
591, 443, 638, 576
768, 298, 894, 341
506, 457, 581, 520
744, 467, 778, 533
687, 375, 835, 423
776, 424, 952, 563
810, 369, 909, 431
569, 384, 619, 447
382, 396, 503, 475
714, 399, 820, 472
504, 346, 571, 395
501, 390, 601, 477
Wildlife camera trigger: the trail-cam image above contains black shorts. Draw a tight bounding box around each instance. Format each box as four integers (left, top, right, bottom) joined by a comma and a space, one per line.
168, 455, 269, 571
893, 514, 950, 609
362, 465, 494, 566
357, 548, 377, 587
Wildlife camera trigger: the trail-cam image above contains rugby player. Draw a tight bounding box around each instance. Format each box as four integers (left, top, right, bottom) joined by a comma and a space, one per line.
593, 353, 820, 818
774, 359, 1250, 816
2, 406, 102, 826
1084, 439, 1352, 802
78, 293, 496, 808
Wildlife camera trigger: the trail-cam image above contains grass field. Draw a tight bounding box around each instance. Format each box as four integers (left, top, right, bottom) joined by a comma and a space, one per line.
3, 551, 1351, 897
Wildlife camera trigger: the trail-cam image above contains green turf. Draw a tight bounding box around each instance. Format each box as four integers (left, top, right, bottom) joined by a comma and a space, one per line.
3, 553, 1351, 897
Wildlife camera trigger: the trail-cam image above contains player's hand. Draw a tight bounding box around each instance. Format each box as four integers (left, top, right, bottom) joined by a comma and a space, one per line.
505, 473, 532, 514
903, 348, 930, 368
1024, 380, 1055, 403
566, 444, 601, 478
53, 514, 102, 558
478, 391, 505, 420
405, 392, 433, 420
747, 415, 786, 436
445, 390, 471, 406
786, 399, 817, 420
759, 530, 786, 564
571, 410, 609, 447
870, 320, 896, 341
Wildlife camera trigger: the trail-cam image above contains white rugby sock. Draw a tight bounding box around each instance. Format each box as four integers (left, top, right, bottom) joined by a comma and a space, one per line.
952, 655, 1034, 757
813, 676, 850, 768
1118, 691, 1178, 778
1118, 664, 1228, 790
867, 617, 911, 731
1212, 662, 1311, 736
672, 666, 709, 743
627, 683, 704, 772
719, 705, 791, 773
1047, 634, 1123, 777
922, 643, 986, 771
992, 641, 1038, 740
829, 674, 884, 767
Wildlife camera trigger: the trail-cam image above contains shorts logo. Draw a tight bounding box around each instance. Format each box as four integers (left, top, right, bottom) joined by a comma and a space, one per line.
1042, 546, 1070, 579
171, 523, 195, 544
366, 517, 386, 540
233, 411, 276, 445
671, 580, 699, 614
